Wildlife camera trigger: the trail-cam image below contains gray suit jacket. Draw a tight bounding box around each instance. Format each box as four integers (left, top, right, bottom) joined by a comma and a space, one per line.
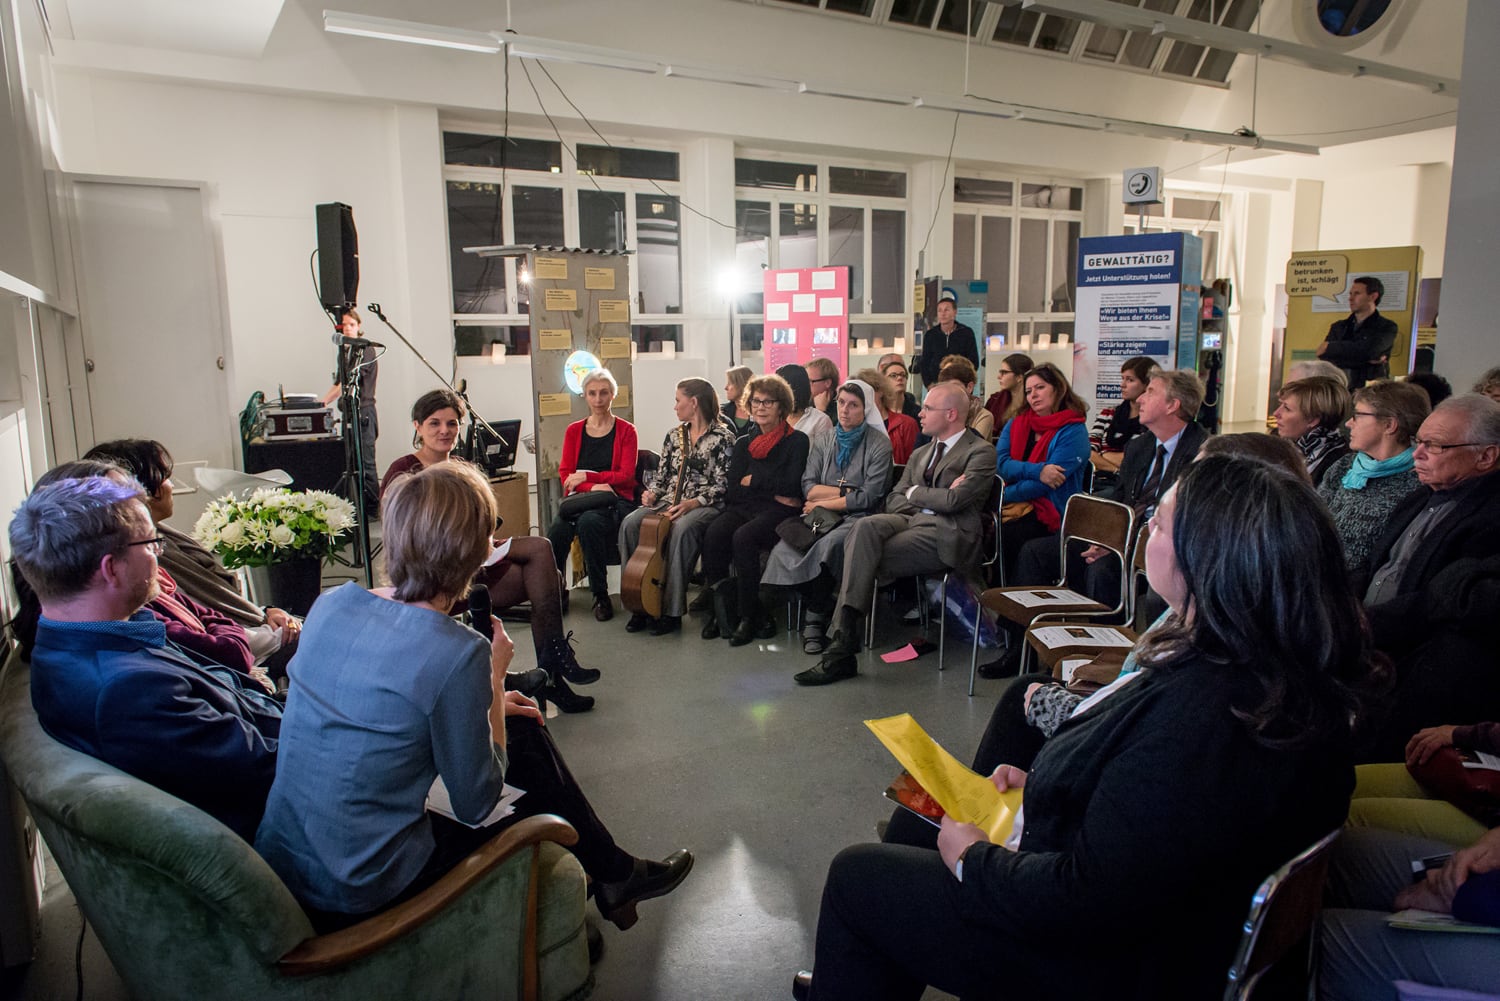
884, 429, 998, 572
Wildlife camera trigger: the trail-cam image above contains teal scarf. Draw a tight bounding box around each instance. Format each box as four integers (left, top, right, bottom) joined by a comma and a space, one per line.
1341, 446, 1415, 490
834, 422, 866, 471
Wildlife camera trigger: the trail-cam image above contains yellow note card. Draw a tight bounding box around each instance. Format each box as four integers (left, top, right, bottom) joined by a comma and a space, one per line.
538, 393, 573, 418
584, 267, 615, 290
534, 257, 569, 280
600, 336, 631, 359
598, 299, 630, 324
539, 328, 572, 352
544, 288, 578, 311
614, 384, 630, 408
913, 283, 926, 314
865, 713, 1022, 844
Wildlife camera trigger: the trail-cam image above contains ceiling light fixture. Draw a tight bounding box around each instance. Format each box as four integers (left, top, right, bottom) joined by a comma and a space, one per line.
322, 11, 501, 54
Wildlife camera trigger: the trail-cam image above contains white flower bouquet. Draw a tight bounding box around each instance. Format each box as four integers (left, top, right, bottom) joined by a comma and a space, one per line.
192, 487, 357, 569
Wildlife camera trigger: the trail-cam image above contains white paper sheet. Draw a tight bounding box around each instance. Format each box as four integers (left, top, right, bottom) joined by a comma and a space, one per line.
766, 302, 790, 322
818, 297, 844, 316
1006, 588, 1092, 608
1032, 626, 1134, 650
792, 293, 816, 313
812, 270, 837, 290
776, 272, 801, 292
427, 778, 525, 829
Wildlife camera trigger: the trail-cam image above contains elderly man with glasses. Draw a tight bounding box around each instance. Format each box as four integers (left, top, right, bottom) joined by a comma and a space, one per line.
9, 476, 282, 840
1360, 393, 1500, 760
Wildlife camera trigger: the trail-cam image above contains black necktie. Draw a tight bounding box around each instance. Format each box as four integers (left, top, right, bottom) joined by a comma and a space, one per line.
923, 442, 947, 487
1139, 444, 1168, 507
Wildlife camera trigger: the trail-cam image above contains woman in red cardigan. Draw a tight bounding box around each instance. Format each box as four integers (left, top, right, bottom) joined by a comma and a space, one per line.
546, 367, 639, 622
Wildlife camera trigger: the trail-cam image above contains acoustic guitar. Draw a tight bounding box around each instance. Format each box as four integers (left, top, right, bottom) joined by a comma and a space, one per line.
622, 424, 689, 618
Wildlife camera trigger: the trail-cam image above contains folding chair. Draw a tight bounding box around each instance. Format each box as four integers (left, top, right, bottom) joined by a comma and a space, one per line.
1027, 520, 1150, 677
1224, 828, 1342, 1001
971, 494, 1135, 679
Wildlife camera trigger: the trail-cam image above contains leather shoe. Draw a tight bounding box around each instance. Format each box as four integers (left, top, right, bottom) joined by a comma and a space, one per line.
977, 643, 1023, 679
503, 668, 549, 698
701, 618, 721, 640
625, 612, 653, 633
729, 618, 757, 647
593, 597, 614, 622
594, 849, 694, 931
540, 675, 595, 713
650, 615, 681, 636
794, 653, 857, 686
686, 589, 713, 613
792, 970, 813, 1001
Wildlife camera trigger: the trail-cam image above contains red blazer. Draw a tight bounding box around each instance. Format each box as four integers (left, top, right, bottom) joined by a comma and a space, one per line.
559, 417, 639, 501
885, 412, 919, 465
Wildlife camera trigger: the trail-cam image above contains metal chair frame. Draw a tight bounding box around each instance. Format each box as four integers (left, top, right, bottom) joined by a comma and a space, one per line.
1224, 828, 1342, 1001
1025, 520, 1151, 674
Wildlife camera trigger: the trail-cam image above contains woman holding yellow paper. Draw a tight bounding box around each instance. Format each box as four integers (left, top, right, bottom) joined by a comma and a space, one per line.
796, 454, 1385, 1001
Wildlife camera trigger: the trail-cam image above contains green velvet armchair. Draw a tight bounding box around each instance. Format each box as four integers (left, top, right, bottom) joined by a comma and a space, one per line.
0, 653, 592, 1001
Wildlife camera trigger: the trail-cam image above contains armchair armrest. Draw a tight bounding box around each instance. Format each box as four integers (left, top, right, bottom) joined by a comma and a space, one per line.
277, 814, 579, 976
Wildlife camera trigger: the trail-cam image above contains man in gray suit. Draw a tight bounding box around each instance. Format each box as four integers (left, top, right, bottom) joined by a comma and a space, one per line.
795, 382, 997, 686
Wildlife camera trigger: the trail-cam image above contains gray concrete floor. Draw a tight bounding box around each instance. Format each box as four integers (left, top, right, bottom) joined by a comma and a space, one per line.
3, 582, 999, 1001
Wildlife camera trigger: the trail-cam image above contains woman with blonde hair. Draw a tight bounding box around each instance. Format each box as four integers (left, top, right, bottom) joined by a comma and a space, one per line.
723, 365, 754, 433
1274, 376, 1353, 487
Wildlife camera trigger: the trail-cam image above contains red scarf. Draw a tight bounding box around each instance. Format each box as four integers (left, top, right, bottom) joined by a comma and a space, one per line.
748, 420, 793, 460
1006, 407, 1086, 532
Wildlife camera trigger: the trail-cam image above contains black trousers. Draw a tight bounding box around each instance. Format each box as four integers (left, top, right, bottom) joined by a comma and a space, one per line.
700, 501, 798, 611
547, 498, 634, 600
309, 716, 632, 932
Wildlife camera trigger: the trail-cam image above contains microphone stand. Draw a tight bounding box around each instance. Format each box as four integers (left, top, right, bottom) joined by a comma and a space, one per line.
326, 335, 377, 587
364, 303, 512, 475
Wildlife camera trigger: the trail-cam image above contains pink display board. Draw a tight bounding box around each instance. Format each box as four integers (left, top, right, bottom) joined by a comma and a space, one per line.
761, 266, 850, 378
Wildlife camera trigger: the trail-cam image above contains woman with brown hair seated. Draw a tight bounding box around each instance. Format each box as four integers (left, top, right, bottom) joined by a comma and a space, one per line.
382, 388, 597, 714
1273, 375, 1353, 487
698, 373, 811, 646
255, 462, 692, 932
857, 368, 918, 465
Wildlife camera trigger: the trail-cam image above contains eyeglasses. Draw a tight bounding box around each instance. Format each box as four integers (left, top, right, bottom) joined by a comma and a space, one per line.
125, 536, 166, 556
748, 397, 778, 410
998, 368, 1014, 377
1350, 410, 1382, 420
809, 376, 833, 386
1412, 437, 1485, 454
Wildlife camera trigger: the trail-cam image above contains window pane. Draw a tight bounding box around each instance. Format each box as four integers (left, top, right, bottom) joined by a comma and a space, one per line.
512, 186, 564, 246
636, 194, 681, 314
736, 158, 818, 191
1020, 183, 1081, 210
1120, 30, 1163, 68
1017, 218, 1048, 313
828, 206, 865, 312
954, 176, 1013, 205
633, 323, 683, 352
1197, 47, 1238, 83
770, 0, 819, 5
871, 209, 905, 313
825, 0, 876, 13
443, 133, 561, 172
849, 323, 903, 349
739, 320, 764, 354
455, 324, 530, 357
1224, 0, 1262, 30
1172, 196, 1221, 221
578, 190, 627, 252
778, 202, 819, 272
953, 214, 975, 280
1051, 220, 1079, 313
447, 181, 506, 313
980, 217, 1012, 313
935, 0, 983, 35
576, 144, 679, 181
1162, 41, 1206, 77
1034, 14, 1079, 52
984, 321, 1010, 352
992, 6, 1039, 45
736, 200, 771, 314
1082, 24, 1126, 61
829, 166, 907, 198
888, 0, 940, 27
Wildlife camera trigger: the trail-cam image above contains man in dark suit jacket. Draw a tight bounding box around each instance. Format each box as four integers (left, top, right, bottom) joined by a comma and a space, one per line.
796, 383, 996, 686
917, 297, 979, 388
10, 477, 281, 840
1359, 394, 1500, 759
1317, 276, 1399, 390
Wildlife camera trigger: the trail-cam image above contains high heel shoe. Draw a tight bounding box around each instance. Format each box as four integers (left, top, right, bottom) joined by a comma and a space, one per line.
540, 673, 595, 713
594, 850, 694, 931
543, 631, 600, 685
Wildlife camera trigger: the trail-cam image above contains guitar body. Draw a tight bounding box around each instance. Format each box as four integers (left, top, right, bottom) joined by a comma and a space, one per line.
621, 511, 673, 618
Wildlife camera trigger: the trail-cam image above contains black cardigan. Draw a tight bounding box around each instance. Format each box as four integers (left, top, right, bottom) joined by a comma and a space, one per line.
725, 427, 809, 511
958, 658, 1352, 1000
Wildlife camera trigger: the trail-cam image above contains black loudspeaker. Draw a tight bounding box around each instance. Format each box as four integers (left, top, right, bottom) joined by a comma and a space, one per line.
315, 202, 359, 314
244, 439, 344, 495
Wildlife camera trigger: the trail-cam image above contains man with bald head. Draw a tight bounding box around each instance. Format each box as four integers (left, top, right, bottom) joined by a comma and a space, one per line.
796, 381, 996, 685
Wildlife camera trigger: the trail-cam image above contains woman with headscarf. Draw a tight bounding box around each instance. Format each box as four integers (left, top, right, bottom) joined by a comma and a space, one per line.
762, 380, 894, 654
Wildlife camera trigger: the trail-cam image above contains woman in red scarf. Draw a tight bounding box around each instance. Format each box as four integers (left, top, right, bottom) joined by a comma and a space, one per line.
698, 373, 811, 645
995, 363, 1091, 582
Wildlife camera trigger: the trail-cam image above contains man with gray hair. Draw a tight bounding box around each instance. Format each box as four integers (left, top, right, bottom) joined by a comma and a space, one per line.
1361, 393, 1500, 759
10, 477, 281, 839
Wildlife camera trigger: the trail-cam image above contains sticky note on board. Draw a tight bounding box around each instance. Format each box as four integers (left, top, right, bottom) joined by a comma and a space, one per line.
792, 293, 816, 313
776, 272, 800, 292
614, 384, 630, 408
812, 270, 837, 290
600, 336, 631, 359
766, 302, 790, 322
599, 300, 630, 324
819, 297, 844, 317
534, 257, 569, 280
539, 328, 572, 351
584, 267, 615, 290
538, 393, 573, 417
544, 288, 578, 311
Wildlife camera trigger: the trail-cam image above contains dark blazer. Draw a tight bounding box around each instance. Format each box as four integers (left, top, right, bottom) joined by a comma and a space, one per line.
1322, 309, 1398, 389
1098, 421, 1209, 511
1362, 471, 1500, 648
885, 429, 998, 572
917, 323, 978, 385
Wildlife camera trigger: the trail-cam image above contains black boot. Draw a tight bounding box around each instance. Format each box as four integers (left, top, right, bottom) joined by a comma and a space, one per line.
542, 631, 600, 685
755, 589, 779, 639
540, 673, 595, 713
707, 580, 740, 641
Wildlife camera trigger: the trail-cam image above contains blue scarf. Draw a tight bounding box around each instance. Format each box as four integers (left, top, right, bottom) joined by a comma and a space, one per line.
834, 422, 866, 471
1341, 446, 1415, 490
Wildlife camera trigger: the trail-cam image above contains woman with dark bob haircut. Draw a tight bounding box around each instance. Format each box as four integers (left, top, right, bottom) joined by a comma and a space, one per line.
797, 454, 1384, 1001
256, 462, 693, 930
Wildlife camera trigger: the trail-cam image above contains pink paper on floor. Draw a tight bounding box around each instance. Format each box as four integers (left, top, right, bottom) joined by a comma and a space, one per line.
881, 644, 920, 663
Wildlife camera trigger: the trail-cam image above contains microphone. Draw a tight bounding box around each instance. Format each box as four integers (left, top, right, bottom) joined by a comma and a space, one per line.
467, 584, 493, 641
456, 378, 467, 396
332, 332, 385, 349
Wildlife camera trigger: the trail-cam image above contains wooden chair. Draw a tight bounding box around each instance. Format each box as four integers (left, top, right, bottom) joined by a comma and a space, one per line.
1027, 520, 1150, 676
972, 493, 1135, 677
1224, 828, 1342, 1001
